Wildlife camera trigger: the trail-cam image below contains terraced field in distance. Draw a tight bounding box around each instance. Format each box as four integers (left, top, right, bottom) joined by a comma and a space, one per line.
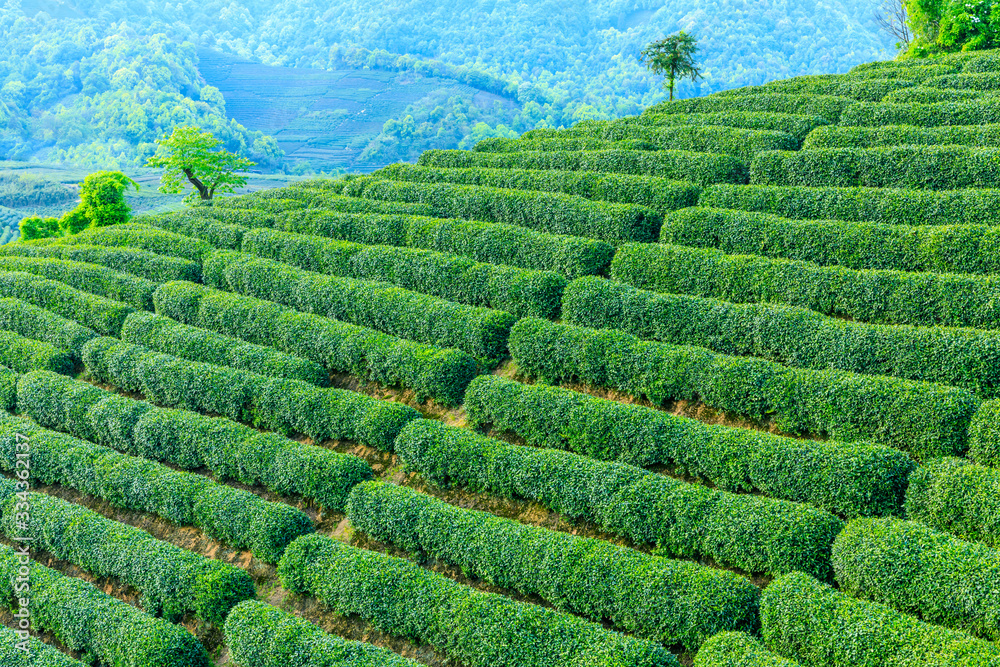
6, 48, 1000, 667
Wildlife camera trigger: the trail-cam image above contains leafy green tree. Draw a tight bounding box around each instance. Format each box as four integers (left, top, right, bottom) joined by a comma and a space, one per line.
905, 0, 999, 53
146, 125, 255, 203
18, 215, 60, 241
17, 170, 135, 241
641, 32, 703, 102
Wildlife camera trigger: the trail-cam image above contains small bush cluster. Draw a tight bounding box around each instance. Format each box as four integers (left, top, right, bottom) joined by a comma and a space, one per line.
0, 270, 133, 336
0, 256, 156, 310
905, 457, 1000, 548
0, 328, 72, 375
0, 297, 96, 356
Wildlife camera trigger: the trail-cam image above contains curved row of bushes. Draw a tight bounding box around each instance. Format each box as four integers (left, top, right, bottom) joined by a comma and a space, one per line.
226, 186, 437, 217
0, 270, 132, 336
694, 632, 801, 667
803, 123, 1000, 149
644, 93, 855, 122
751, 145, 1000, 189
347, 480, 760, 651
464, 375, 913, 517
152, 281, 478, 405
0, 328, 72, 376
45, 222, 218, 260
0, 256, 156, 310
881, 86, 990, 104
0, 537, 210, 667
0, 297, 96, 357
121, 311, 329, 385
204, 250, 515, 361
0, 624, 85, 667
659, 206, 1000, 276
280, 533, 680, 667
81, 337, 418, 452
926, 71, 1000, 90
619, 111, 829, 140
0, 241, 201, 282
840, 99, 1000, 126
563, 277, 1000, 397
374, 163, 702, 213
699, 182, 1000, 226
395, 419, 844, 579
611, 242, 1000, 330
17, 370, 374, 511
416, 148, 749, 185
509, 317, 976, 459
137, 214, 247, 251
905, 457, 1000, 548
473, 136, 658, 153
0, 413, 313, 562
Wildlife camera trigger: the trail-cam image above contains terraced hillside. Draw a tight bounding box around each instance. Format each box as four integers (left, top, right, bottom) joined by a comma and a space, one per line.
4, 49, 1000, 667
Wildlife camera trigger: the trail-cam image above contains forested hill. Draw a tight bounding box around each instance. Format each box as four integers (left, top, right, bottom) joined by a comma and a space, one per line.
1, 0, 896, 170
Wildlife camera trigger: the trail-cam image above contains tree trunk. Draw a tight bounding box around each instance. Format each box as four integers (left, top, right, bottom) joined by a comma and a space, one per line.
183, 169, 212, 200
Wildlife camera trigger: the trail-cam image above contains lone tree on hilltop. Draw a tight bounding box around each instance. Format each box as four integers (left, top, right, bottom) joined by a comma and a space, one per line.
146, 125, 255, 204
641, 31, 702, 102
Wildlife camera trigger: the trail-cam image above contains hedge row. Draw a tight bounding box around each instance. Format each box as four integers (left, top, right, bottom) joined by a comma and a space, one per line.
0, 241, 200, 282
227, 186, 437, 216
968, 400, 1000, 467
416, 148, 749, 185
0, 489, 256, 624
464, 375, 914, 517
803, 122, 1000, 149
644, 93, 855, 122
81, 337, 418, 452
0, 271, 133, 337
343, 176, 664, 243
152, 281, 478, 405
611, 242, 1000, 330
509, 317, 977, 459
0, 256, 156, 310
694, 633, 801, 667
0, 412, 313, 562
137, 214, 247, 251
225, 600, 420, 667
699, 182, 1000, 226
840, 99, 1000, 126
751, 145, 1000, 189
374, 162, 702, 213
731, 76, 914, 103
659, 206, 1000, 276
17, 370, 375, 511
0, 624, 85, 667
881, 85, 989, 104
278, 534, 679, 667
926, 71, 1000, 90
473, 136, 658, 153
43, 222, 217, 261
833, 517, 1000, 641
347, 480, 760, 650
204, 250, 515, 361
243, 227, 565, 319
395, 419, 844, 579
0, 538, 211, 667
905, 457, 1000, 549
761, 571, 1000, 667
563, 277, 1000, 397
0, 365, 13, 411
0, 297, 96, 356
619, 111, 829, 141
121, 311, 329, 385
0, 328, 72, 375
848, 62, 959, 80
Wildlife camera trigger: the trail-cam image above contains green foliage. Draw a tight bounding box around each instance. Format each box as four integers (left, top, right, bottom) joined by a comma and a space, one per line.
612, 241, 1000, 330
641, 31, 702, 102
926, 71, 1000, 88
0, 241, 201, 283
0, 255, 157, 310
0, 270, 134, 336
803, 122, 1000, 148
17, 370, 375, 511
394, 419, 843, 579
225, 600, 421, 667
204, 249, 516, 361
0, 542, 211, 667
694, 632, 801, 667
146, 125, 256, 202
220, 187, 436, 216
0, 328, 72, 375
840, 99, 1000, 126
645, 94, 855, 122
881, 85, 991, 103
905, 0, 1000, 54
0, 413, 314, 562
152, 280, 478, 406
79, 170, 137, 226
464, 375, 914, 518
0, 365, 13, 412
0, 624, 87, 667
833, 516, 1000, 640
136, 215, 247, 252
751, 145, 1000, 189
968, 399, 1000, 466
905, 457, 1000, 547
18, 215, 60, 241
761, 571, 1000, 667
347, 480, 759, 651
508, 317, 978, 459
601, 111, 830, 141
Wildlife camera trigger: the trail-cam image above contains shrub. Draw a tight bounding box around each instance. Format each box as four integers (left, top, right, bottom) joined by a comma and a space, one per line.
659, 206, 1000, 275
46, 222, 217, 261
508, 317, 978, 459
0, 540, 211, 667
881, 86, 989, 104
905, 457, 1000, 548
465, 375, 914, 517
204, 250, 516, 361
0, 297, 96, 356
373, 163, 702, 213
751, 145, 1000, 189
225, 600, 420, 667
416, 148, 749, 185
562, 276, 1000, 397
277, 534, 678, 667
0, 241, 200, 282
611, 242, 1000, 330
840, 99, 1000, 126
618, 111, 829, 141
152, 281, 478, 406
0, 625, 87, 666
803, 123, 1000, 149
347, 480, 759, 650
242, 226, 566, 319
760, 571, 1000, 667
926, 71, 1000, 90
16, 370, 376, 510
694, 632, 801, 667
81, 337, 419, 452
0, 329, 72, 375
226, 186, 437, 216
137, 214, 247, 250
395, 419, 843, 579
0, 256, 156, 310
121, 311, 329, 385
0, 413, 314, 562
644, 94, 855, 122
699, 182, 1000, 226
473, 136, 659, 153
968, 399, 1000, 466
0, 366, 13, 411
832, 517, 1000, 641
0, 271, 133, 336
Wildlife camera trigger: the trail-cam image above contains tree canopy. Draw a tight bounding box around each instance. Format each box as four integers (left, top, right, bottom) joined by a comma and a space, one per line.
146, 126, 255, 203
641, 32, 702, 101
905, 0, 1000, 54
